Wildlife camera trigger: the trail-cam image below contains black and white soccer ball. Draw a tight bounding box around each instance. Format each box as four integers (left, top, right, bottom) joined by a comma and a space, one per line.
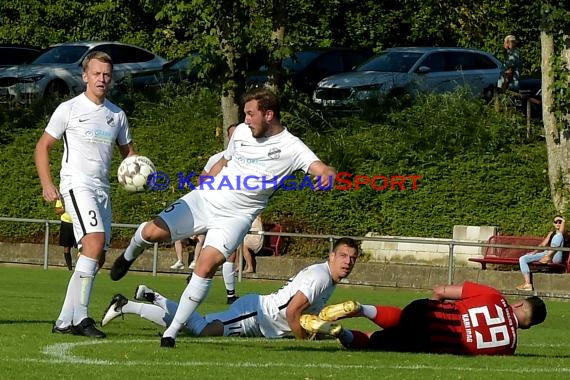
117, 155, 156, 192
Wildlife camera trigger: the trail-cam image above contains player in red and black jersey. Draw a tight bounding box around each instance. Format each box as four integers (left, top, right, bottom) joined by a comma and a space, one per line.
301, 281, 547, 356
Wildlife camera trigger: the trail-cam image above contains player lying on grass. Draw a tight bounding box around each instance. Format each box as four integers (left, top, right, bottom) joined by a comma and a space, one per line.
300, 281, 547, 355
102, 238, 358, 340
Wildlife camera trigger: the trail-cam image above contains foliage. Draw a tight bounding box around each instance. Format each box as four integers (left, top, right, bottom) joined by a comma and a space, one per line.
0, 87, 553, 248
541, 1, 570, 129
0, 0, 550, 84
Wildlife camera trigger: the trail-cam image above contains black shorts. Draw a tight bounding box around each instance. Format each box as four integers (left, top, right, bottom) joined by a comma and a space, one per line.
369, 299, 433, 352
59, 221, 77, 248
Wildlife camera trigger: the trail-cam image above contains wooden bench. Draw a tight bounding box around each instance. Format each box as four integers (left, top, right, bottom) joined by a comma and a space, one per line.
468, 235, 570, 273
257, 223, 284, 256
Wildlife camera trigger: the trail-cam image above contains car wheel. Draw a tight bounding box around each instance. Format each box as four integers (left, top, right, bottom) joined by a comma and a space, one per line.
44, 80, 70, 100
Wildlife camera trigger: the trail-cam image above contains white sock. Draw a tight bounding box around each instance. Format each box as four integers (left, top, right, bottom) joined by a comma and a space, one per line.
361, 305, 377, 319
152, 290, 179, 316
72, 255, 98, 325
121, 300, 171, 327
222, 262, 235, 295
124, 222, 152, 261
55, 275, 77, 328
162, 274, 211, 339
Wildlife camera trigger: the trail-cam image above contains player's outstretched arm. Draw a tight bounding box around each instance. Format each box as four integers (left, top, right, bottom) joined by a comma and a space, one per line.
286, 291, 312, 340
430, 284, 463, 301
308, 161, 336, 190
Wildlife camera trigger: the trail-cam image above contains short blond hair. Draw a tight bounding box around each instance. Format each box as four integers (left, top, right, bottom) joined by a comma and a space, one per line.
504, 35, 517, 43
82, 51, 113, 72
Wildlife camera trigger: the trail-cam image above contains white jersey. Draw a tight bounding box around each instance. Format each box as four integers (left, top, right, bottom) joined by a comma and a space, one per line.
45, 93, 131, 191
200, 122, 319, 214
203, 151, 224, 173
258, 262, 336, 338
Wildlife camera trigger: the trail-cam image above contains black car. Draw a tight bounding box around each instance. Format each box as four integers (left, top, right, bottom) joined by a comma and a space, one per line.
0, 44, 43, 67
246, 48, 373, 94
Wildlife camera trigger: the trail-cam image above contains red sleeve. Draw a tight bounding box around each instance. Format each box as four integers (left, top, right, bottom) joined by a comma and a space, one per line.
461, 281, 501, 300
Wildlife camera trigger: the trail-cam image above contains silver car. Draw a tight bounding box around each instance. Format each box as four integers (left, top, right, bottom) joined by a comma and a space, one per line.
312, 47, 502, 108
0, 41, 167, 102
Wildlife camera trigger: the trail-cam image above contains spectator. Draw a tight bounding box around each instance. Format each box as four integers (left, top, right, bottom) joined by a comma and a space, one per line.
301, 281, 547, 356
240, 214, 264, 273
497, 34, 521, 91
517, 216, 566, 291
170, 240, 185, 270
55, 199, 75, 271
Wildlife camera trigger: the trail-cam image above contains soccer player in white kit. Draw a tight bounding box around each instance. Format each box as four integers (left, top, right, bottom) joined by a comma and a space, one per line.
102, 238, 358, 339
110, 87, 336, 347
188, 123, 240, 304
35, 51, 136, 338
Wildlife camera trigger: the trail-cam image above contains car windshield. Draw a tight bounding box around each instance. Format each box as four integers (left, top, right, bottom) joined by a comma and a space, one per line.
281, 51, 321, 72
32, 46, 89, 65
357, 51, 423, 73
169, 53, 199, 72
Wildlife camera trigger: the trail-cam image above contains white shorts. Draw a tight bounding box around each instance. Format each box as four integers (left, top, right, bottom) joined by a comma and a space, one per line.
244, 234, 263, 254
158, 191, 253, 258
62, 186, 111, 250
204, 294, 263, 337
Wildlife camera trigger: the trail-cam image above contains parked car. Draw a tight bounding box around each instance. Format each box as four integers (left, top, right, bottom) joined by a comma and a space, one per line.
312, 47, 502, 109
246, 48, 373, 94
0, 44, 43, 67
0, 41, 167, 102
114, 52, 200, 92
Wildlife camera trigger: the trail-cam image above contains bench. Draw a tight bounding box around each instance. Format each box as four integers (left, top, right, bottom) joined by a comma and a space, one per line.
468, 235, 570, 273
257, 223, 284, 256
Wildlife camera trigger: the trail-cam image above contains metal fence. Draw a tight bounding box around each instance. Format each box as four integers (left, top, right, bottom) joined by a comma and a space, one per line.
2, 216, 569, 285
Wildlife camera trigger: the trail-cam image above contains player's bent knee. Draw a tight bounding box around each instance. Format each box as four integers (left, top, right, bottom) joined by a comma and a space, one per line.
143, 218, 171, 242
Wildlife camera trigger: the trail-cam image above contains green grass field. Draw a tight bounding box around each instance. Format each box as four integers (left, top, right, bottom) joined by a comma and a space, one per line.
1, 265, 569, 380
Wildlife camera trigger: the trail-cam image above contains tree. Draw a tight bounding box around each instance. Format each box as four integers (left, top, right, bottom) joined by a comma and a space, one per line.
540, 1, 570, 212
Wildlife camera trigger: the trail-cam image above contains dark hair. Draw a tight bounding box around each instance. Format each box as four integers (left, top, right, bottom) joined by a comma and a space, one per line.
332, 237, 359, 255
553, 214, 564, 221
242, 87, 281, 119
82, 51, 113, 72
526, 296, 547, 326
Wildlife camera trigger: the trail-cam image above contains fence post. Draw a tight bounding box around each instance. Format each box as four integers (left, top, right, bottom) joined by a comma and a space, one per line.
447, 241, 455, 285
152, 242, 159, 276
44, 220, 50, 270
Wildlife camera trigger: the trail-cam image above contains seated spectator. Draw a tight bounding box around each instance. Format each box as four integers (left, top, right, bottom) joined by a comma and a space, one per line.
517, 215, 566, 291
242, 214, 264, 273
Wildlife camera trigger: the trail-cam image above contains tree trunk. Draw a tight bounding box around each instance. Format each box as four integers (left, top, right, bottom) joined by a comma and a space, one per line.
221, 91, 239, 148
542, 31, 570, 212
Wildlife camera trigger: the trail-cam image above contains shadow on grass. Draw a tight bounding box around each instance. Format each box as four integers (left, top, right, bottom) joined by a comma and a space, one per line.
0, 319, 53, 325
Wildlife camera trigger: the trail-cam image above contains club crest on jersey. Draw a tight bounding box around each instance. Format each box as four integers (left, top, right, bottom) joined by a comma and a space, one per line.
268, 148, 281, 160
106, 114, 115, 127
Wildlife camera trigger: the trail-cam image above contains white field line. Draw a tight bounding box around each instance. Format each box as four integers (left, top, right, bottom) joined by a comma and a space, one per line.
1, 338, 568, 373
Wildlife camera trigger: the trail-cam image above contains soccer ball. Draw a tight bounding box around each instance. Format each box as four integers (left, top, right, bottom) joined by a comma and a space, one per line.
117, 155, 156, 192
